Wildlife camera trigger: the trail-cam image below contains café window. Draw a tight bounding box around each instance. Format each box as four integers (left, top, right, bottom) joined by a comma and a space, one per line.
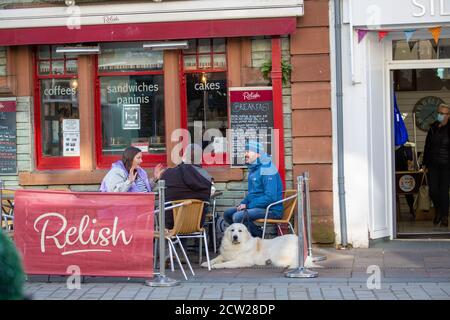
96, 43, 165, 168
393, 38, 450, 60
182, 39, 228, 165
34, 45, 80, 170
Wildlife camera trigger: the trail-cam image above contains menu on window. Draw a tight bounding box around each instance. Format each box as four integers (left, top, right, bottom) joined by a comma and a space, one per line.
229, 87, 274, 167
62, 119, 80, 157
0, 100, 17, 175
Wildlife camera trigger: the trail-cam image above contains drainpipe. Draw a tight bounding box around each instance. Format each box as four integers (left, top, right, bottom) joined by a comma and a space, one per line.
334, 0, 348, 248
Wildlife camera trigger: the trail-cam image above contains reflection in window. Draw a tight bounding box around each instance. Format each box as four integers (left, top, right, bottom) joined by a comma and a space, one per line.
392, 39, 450, 60
98, 42, 163, 72
394, 68, 450, 91
186, 72, 228, 152
100, 75, 165, 156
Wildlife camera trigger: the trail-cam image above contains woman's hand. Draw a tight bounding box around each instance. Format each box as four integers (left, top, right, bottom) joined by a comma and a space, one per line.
128, 167, 138, 183
154, 163, 165, 180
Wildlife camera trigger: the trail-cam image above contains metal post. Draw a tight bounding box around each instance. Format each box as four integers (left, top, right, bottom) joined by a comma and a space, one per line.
145, 180, 180, 287
286, 175, 318, 278
304, 172, 326, 262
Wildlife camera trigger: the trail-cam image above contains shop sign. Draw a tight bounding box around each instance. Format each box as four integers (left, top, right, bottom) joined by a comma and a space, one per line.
398, 174, 416, 192
229, 87, 274, 167
349, 0, 450, 27
14, 190, 155, 277
122, 104, 141, 130
0, 99, 17, 175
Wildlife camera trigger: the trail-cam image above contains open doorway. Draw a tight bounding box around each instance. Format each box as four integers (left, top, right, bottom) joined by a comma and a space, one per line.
393, 67, 450, 238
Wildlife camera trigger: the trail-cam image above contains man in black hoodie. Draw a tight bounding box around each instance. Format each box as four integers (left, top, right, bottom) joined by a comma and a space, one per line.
423, 103, 450, 227
155, 144, 212, 229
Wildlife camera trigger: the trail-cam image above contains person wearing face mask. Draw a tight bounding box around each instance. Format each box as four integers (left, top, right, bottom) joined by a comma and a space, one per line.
100, 146, 162, 192
223, 140, 283, 238
423, 103, 450, 227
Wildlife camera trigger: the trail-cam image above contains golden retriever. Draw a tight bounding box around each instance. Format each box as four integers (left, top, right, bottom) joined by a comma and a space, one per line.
201, 223, 312, 269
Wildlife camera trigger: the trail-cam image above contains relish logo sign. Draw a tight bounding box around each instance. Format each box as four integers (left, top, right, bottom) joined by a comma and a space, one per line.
14, 190, 155, 277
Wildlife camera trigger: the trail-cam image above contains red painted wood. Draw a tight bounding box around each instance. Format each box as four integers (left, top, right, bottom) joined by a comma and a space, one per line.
271, 36, 286, 188
0, 18, 297, 46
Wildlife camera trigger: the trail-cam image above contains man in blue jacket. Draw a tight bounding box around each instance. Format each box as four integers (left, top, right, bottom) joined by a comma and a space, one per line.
224, 140, 283, 237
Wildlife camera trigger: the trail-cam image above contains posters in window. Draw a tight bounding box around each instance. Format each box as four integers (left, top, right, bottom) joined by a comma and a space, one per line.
122, 104, 141, 130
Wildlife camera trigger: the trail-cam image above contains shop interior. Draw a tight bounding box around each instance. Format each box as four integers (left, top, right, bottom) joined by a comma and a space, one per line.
393, 39, 450, 238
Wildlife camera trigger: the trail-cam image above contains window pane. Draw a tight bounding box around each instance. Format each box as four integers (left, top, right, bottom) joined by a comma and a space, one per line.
66, 59, 78, 74
198, 55, 211, 69
51, 45, 64, 59
213, 54, 226, 68
100, 75, 165, 156
198, 39, 211, 53
393, 40, 438, 60
213, 38, 225, 52
186, 72, 228, 153
40, 79, 79, 157
438, 39, 450, 59
183, 55, 197, 70
38, 45, 50, 59
52, 60, 64, 75
98, 42, 163, 72
38, 61, 51, 75
184, 40, 197, 54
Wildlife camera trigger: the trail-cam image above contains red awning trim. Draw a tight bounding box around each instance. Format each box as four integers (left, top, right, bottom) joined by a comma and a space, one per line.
0, 17, 297, 46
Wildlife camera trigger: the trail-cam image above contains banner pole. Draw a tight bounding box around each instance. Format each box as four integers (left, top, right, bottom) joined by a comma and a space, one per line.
304, 172, 326, 262
285, 174, 318, 278
145, 180, 180, 287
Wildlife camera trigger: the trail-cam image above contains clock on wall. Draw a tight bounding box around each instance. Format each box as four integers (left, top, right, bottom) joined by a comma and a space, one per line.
413, 96, 445, 132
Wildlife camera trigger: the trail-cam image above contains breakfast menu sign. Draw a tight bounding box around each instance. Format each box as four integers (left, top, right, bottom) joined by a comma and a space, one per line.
14, 190, 155, 277
0, 99, 17, 175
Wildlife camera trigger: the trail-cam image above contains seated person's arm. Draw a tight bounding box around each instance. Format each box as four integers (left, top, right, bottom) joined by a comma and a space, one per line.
106, 170, 132, 192
247, 175, 279, 209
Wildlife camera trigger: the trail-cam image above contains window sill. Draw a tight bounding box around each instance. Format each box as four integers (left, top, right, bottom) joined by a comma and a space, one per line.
19, 167, 243, 186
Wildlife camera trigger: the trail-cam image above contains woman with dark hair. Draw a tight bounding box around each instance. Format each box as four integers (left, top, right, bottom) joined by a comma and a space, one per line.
100, 146, 164, 192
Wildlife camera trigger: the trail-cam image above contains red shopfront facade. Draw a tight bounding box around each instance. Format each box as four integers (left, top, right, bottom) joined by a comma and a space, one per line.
0, 15, 296, 185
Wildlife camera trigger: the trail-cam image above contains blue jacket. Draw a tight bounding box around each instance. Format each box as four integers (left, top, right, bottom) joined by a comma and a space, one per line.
240, 153, 283, 216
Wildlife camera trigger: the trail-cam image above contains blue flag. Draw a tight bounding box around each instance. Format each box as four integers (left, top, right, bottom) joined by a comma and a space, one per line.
394, 94, 409, 146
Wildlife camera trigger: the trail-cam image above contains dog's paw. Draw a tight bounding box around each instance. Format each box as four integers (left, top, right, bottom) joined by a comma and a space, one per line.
200, 262, 209, 268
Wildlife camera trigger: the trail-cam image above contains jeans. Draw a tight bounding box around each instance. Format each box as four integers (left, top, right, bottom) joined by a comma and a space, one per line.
223, 207, 280, 237
427, 164, 450, 221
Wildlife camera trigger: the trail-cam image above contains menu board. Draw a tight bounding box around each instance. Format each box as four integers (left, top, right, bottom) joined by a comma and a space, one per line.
0, 100, 17, 175
229, 87, 274, 167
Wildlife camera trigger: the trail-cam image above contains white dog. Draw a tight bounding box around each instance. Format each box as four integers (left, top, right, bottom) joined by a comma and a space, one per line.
201, 223, 313, 269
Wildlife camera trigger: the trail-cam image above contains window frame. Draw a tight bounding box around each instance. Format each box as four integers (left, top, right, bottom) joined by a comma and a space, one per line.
94, 51, 166, 169
33, 45, 80, 170
180, 38, 229, 166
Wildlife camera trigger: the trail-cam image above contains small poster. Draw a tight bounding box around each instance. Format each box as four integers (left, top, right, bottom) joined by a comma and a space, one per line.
63, 132, 80, 156
62, 119, 80, 132
122, 104, 141, 130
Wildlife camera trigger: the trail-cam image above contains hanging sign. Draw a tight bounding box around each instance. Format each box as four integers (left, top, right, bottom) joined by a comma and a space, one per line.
229, 87, 274, 167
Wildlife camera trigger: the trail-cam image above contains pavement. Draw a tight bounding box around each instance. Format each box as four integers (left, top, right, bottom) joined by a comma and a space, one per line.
24, 240, 450, 300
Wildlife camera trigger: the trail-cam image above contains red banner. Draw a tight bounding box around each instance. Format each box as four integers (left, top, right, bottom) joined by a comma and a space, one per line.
14, 190, 155, 277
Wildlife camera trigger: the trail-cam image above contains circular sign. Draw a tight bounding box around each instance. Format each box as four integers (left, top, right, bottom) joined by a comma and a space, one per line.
398, 174, 416, 193
413, 96, 445, 132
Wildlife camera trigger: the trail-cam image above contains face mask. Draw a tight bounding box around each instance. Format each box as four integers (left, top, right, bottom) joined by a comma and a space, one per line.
437, 113, 446, 123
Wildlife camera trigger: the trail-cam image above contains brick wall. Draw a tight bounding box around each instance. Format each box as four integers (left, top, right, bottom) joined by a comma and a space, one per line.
291, 0, 334, 243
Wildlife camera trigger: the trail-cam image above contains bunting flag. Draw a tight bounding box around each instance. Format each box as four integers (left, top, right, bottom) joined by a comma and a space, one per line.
428, 26, 442, 44
408, 40, 416, 52
378, 31, 389, 42
357, 29, 368, 43
404, 30, 416, 43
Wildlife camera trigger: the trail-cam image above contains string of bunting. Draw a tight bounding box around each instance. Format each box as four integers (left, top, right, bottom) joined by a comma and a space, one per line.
356, 26, 443, 44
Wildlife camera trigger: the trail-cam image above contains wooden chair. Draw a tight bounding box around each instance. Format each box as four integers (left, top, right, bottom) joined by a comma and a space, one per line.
255, 190, 298, 239
1, 189, 15, 233
154, 199, 211, 280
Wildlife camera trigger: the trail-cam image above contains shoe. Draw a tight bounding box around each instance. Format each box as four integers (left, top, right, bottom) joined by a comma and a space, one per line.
433, 215, 441, 225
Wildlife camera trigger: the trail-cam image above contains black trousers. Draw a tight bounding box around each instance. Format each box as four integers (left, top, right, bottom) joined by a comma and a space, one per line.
427, 164, 450, 220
